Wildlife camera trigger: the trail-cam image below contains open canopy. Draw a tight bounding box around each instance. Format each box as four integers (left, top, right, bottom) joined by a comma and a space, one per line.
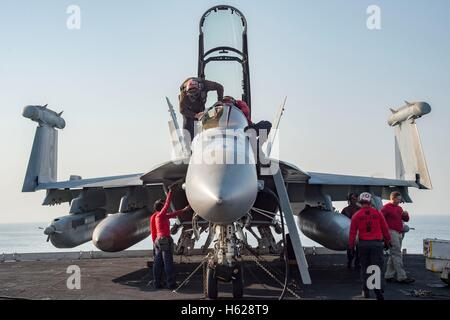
198, 5, 251, 114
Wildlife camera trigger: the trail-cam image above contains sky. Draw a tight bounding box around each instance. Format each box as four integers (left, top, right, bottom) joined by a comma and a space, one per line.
0, 0, 449, 223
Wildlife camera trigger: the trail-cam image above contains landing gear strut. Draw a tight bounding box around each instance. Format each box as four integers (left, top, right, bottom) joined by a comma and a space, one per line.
203, 224, 244, 299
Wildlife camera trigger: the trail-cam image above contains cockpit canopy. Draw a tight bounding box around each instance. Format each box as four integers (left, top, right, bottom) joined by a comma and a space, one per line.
201, 103, 248, 131
198, 5, 251, 113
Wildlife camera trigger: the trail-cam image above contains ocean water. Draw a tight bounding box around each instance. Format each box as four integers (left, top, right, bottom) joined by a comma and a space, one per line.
1, 215, 449, 254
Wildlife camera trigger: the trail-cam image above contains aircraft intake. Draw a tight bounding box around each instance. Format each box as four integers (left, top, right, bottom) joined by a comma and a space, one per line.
298, 207, 350, 251
92, 208, 151, 252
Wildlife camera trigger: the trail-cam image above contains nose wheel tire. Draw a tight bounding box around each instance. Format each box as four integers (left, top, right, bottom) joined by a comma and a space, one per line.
205, 266, 218, 299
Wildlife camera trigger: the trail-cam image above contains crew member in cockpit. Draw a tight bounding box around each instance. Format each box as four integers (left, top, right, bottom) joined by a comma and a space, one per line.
179, 77, 224, 141
222, 96, 272, 162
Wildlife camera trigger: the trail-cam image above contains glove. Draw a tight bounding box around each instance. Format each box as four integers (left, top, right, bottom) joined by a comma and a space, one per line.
384, 241, 392, 250
168, 179, 184, 191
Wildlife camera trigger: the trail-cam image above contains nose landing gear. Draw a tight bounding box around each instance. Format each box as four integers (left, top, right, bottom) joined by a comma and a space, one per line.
204, 224, 244, 299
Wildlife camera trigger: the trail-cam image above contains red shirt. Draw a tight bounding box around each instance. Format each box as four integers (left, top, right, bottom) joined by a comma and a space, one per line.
235, 100, 251, 124
349, 207, 391, 248
381, 202, 409, 233
150, 191, 185, 243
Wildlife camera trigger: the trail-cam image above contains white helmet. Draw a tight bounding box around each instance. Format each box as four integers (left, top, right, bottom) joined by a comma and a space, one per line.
359, 192, 372, 203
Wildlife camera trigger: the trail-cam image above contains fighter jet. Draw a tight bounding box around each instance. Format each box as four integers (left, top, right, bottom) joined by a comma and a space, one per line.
21, 5, 432, 299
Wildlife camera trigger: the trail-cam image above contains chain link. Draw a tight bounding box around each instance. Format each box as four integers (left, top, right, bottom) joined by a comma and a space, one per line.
245, 253, 301, 300
171, 253, 212, 295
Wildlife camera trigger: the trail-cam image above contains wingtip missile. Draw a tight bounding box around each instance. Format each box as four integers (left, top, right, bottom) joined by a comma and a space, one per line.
22, 105, 66, 129
388, 101, 431, 126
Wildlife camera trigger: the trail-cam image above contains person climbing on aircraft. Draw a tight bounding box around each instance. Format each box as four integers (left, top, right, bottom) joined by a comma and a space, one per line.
349, 192, 391, 300
179, 77, 224, 141
222, 96, 272, 165
150, 184, 190, 290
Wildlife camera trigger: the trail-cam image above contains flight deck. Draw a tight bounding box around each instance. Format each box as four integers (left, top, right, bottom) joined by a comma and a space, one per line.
1, 250, 448, 300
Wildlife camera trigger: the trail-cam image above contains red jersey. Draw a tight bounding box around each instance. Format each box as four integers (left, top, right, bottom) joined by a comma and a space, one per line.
349, 207, 391, 248
235, 100, 251, 124
381, 202, 409, 233
150, 190, 185, 243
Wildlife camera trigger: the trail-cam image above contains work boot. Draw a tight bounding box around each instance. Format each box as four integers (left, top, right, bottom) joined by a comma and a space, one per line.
168, 282, 178, 290
148, 280, 162, 289
398, 277, 415, 284
374, 290, 384, 301
362, 289, 370, 299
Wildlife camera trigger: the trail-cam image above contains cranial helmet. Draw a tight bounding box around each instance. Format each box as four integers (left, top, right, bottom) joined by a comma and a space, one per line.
359, 192, 372, 204
185, 79, 200, 92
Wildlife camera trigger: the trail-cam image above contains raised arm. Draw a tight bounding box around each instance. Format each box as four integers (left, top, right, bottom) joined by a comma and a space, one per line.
156, 190, 173, 217
204, 80, 224, 101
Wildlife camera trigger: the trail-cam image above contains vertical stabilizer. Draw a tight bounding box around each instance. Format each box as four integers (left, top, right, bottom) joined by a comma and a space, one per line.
388, 101, 432, 189
22, 105, 65, 192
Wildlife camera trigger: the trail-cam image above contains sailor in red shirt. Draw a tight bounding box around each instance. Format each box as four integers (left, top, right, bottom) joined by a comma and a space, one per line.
381, 191, 415, 284
222, 96, 272, 166
150, 186, 190, 289
349, 192, 391, 300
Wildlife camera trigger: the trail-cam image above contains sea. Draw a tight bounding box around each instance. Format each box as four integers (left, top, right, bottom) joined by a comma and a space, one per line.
1, 215, 450, 254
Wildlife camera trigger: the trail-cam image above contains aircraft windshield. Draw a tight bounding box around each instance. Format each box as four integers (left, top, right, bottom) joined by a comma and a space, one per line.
201, 104, 248, 131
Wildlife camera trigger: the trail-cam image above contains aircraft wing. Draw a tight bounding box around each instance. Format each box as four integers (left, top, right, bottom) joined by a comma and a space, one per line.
36, 173, 144, 191
140, 159, 189, 184
307, 172, 417, 188
39, 158, 189, 207
274, 161, 418, 204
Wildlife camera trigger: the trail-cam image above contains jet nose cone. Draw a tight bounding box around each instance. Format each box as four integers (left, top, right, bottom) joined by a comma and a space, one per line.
186, 163, 258, 224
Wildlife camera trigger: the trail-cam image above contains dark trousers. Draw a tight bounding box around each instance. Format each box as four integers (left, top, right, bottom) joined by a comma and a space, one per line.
183, 117, 196, 142
252, 121, 272, 144
246, 121, 272, 167
153, 238, 175, 288
358, 241, 384, 299
347, 246, 360, 268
